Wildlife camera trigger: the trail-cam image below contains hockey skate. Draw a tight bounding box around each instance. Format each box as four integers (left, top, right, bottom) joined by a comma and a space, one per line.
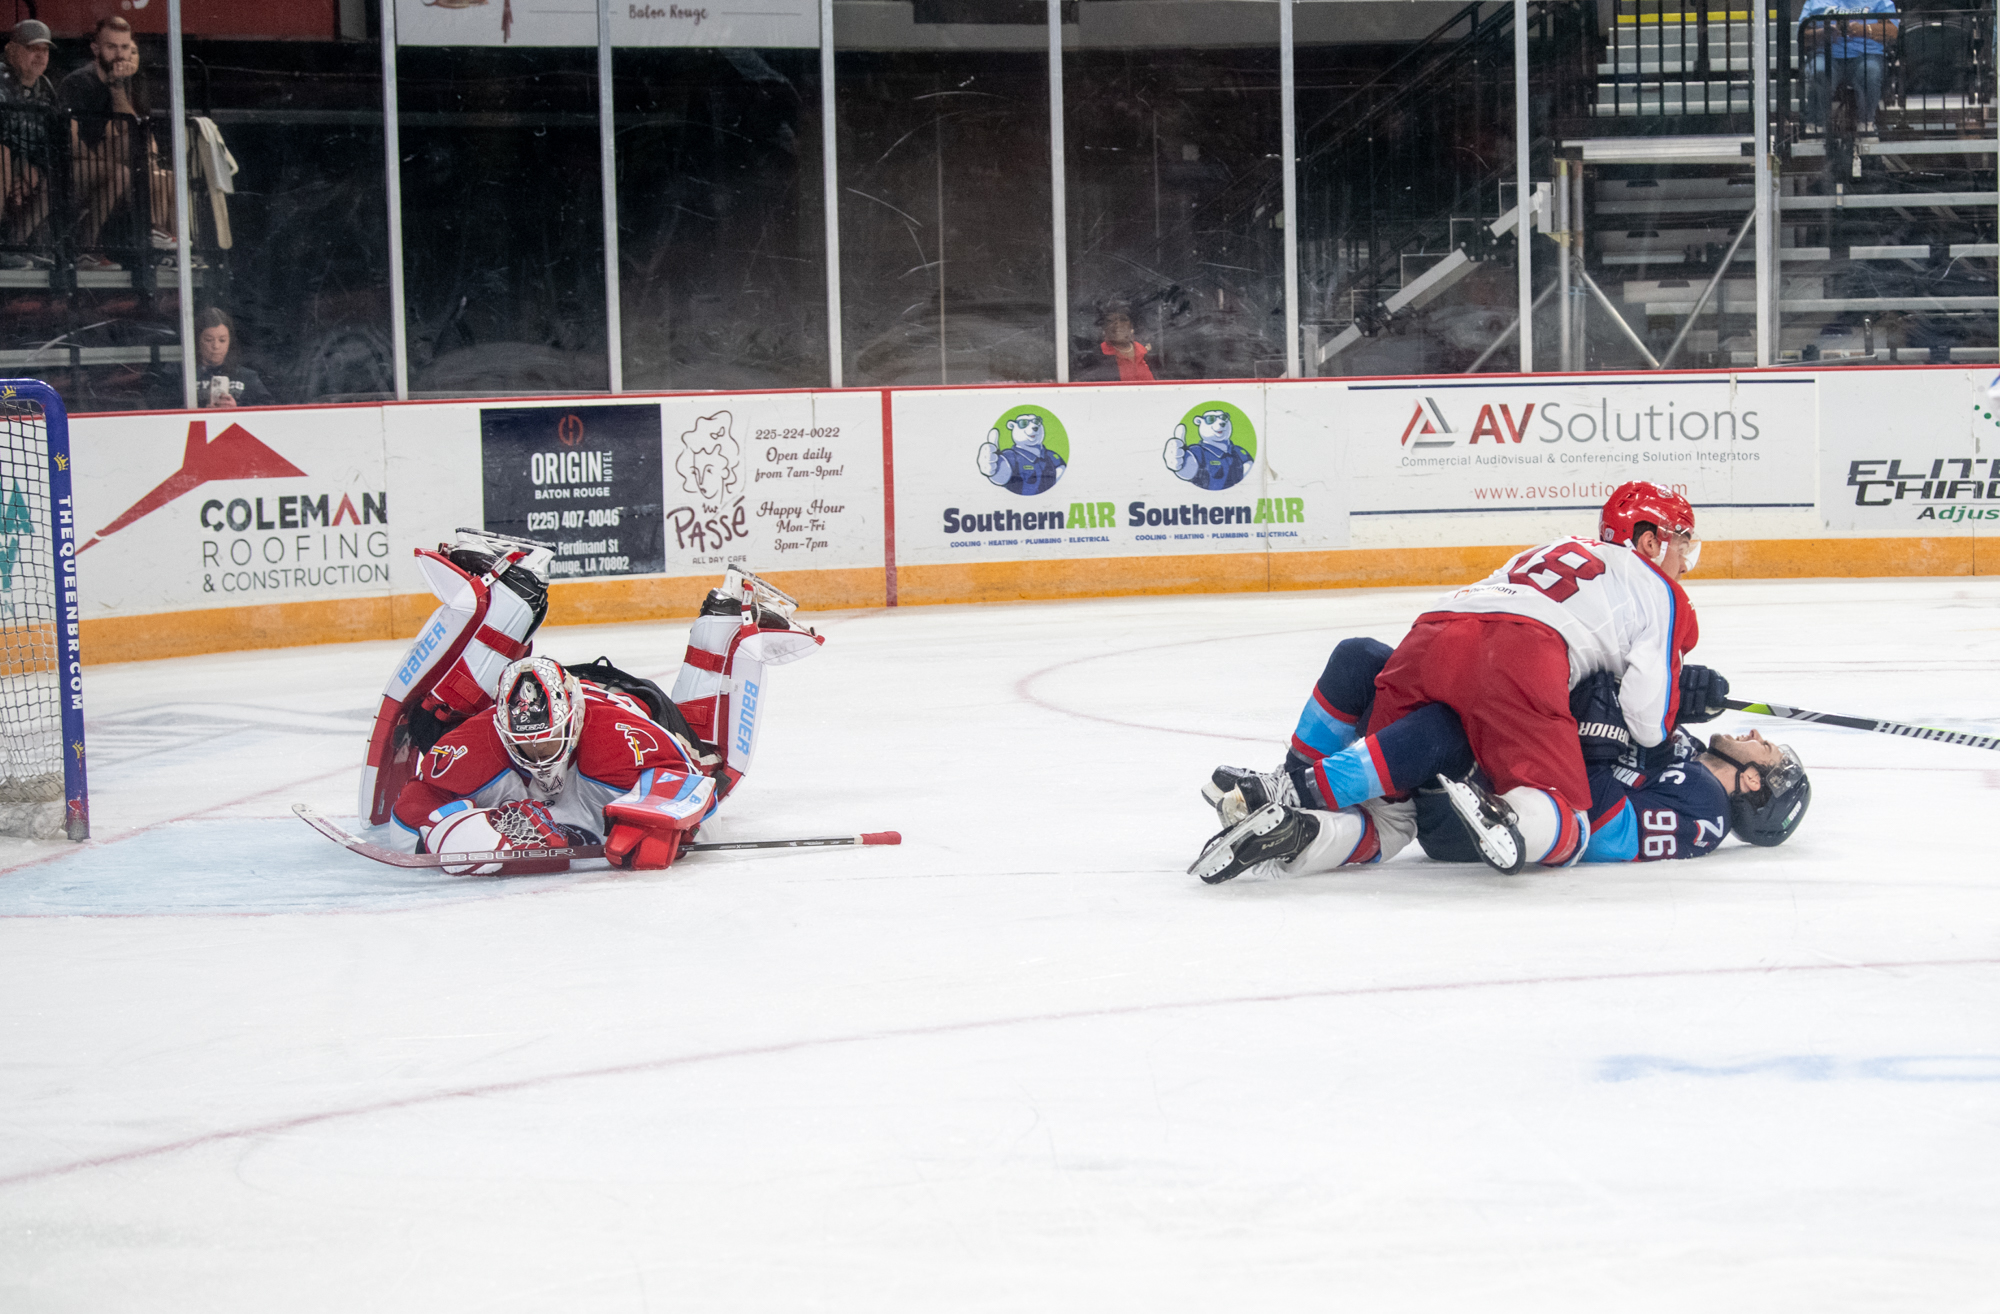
1201, 765, 1300, 827
722, 565, 804, 623
1434, 773, 1526, 874
1187, 802, 1321, 885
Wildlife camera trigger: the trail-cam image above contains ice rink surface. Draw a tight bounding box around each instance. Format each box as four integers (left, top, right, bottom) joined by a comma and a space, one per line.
3, 578, 1998, 1312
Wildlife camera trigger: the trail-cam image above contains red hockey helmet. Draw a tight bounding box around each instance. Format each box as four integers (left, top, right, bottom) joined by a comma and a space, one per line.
1600, 481, 1699, 569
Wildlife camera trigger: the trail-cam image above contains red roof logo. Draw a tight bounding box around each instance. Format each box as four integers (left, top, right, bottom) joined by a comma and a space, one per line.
79, 419, 306, 553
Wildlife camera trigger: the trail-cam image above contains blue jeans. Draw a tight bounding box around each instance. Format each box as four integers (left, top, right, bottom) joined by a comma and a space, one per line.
1805, 51, 1887, 128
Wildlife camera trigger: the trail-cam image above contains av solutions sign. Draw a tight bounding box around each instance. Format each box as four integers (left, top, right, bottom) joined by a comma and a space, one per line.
1342, 376, 1817, 515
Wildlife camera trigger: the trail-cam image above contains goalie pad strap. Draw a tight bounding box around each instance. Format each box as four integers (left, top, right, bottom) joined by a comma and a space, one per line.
476, 624, 531, 662
681, 646, 727, 673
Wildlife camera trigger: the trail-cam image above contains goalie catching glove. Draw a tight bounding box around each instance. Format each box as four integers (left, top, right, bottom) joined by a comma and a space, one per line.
603, 767, 717, 870
425, 799, 596, 876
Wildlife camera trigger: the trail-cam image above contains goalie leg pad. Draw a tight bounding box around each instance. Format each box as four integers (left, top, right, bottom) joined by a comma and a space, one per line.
359, 539, 551, 825
667, 569, 825, 774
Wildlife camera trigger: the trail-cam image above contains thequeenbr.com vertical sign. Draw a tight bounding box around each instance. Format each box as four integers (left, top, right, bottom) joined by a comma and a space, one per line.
480, 404, 664, 580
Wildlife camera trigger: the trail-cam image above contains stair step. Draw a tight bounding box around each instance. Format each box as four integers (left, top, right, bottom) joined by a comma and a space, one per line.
1598, 177, 1753, 201
1599, 226, 1740, 250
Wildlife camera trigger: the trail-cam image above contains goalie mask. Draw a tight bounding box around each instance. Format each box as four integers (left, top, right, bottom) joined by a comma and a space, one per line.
1709, 738, 1810, 847
496, 656, 584, 795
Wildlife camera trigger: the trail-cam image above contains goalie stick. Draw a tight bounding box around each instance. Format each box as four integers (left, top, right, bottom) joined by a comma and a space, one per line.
1723, 699, 2000, 753
292, 805, 900, 870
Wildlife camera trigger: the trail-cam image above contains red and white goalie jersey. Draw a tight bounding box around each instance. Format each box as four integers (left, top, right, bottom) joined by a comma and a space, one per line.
1425, 536, 1698, 747
392, 681, 703, 845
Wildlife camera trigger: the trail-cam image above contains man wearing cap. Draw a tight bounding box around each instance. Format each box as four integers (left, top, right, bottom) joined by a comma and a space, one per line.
0, 19, 56, 267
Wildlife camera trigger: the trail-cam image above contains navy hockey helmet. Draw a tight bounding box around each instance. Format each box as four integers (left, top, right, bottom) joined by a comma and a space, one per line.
1711, 739, 1810, 847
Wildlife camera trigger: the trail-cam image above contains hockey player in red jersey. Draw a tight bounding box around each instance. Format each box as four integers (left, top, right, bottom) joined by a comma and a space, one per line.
394, 656, 715, 873
1192, 481, 1714, 881
384, 565, 824, 874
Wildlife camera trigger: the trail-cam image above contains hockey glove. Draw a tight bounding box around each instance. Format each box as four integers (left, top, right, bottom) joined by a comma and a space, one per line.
1568, 670, 1631, 768
424, 800, 591, 876
1639, 736, 1682, 776
490, 800, 595, 849
602, 768, 716, 871
1677, 664, 1731, 725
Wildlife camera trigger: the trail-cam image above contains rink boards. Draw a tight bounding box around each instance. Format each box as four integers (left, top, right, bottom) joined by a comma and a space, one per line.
55, 365, 2000, 660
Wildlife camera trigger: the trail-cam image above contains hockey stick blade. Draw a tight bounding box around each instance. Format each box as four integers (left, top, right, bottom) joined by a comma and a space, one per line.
1722, 699, 2000, 753
292, 805, 900, 869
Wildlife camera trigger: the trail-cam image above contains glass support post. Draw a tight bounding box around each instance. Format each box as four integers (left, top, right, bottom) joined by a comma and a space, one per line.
1049, 0, 1069, 383
1754, 0, 1773, 367
1513, 0, 1533, 372
597, 0, 623, 393
820, 0, 843, 387
167, 0, 196, 408
381, 0, 410, 399
1280, 0, 1299, 378
1557, 159, 1572, 371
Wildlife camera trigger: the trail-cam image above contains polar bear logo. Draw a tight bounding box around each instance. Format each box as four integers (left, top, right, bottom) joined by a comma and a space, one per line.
1164, 407, 1253, 491
675, 411, 741, 501
976, 411, 1067, 497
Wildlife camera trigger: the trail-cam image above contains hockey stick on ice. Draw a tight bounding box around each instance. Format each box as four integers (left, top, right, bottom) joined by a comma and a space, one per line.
1722, 699, 2000, 753
292, 805, 900, 869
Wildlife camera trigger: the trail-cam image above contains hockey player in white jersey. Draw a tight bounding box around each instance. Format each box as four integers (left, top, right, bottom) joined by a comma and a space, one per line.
1192, 481, 1709, 882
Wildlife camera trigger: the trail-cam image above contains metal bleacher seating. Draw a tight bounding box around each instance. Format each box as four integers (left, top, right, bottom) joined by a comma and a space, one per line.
1300, 0, 1997, 372
0, 103, 217, 403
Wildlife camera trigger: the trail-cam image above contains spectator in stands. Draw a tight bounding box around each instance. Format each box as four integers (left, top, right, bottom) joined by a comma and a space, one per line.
1092, 301, 1157, 382
1799, 0, 1900, 133
194, 308, 274, 409
0, 19, 56, 268
58, 16, 175, 272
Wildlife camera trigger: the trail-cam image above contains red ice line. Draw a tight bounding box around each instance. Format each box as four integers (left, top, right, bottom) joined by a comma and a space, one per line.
1013, 626, 1325, 742
1, 955, 1993, 1191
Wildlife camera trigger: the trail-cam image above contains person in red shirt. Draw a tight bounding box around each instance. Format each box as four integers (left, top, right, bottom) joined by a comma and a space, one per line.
1098, 303, 1156, 381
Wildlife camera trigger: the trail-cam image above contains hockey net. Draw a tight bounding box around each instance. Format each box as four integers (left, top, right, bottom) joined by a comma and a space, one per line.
0, 382, 85, 840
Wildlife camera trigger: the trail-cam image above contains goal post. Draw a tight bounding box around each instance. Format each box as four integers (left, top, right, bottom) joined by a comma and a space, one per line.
0, 379, 87, 841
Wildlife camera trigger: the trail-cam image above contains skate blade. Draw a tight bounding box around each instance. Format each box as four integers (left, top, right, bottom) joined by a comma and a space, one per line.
1436, 775, 1526, 875
1188, 802, 1288, 884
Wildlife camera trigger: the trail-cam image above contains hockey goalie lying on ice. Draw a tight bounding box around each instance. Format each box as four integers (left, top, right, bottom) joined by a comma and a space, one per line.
358, 532, 821, 874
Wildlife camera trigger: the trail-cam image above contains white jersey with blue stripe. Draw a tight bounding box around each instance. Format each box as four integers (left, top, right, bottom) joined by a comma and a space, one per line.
1426, 537, 1695, 747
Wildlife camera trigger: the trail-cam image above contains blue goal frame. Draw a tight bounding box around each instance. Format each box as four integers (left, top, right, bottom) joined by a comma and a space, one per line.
3, 379, 87, 841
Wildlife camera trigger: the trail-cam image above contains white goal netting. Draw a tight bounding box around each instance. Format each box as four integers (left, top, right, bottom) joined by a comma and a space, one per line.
0, 390, 76, 840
